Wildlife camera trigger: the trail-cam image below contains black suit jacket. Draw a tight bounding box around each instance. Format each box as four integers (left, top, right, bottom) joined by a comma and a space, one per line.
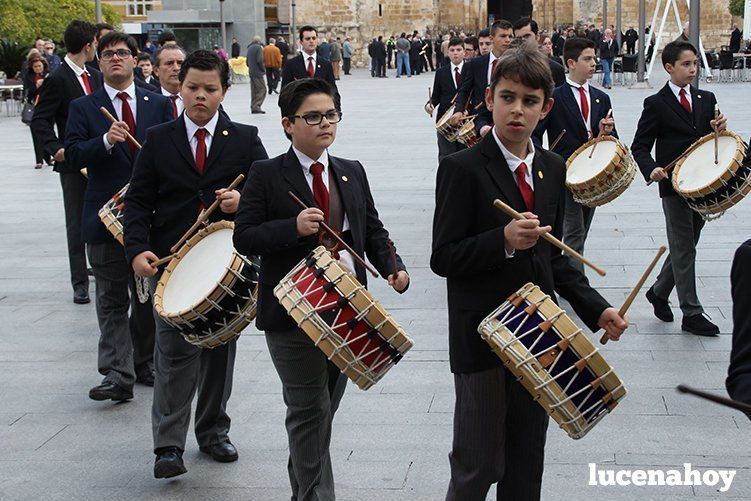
534, 83, 618, 160
727, 239, 751, 417
30, 61, 102, 173
549, 58, 566, 87
233, 148, 407, 332
280, 53, 340, 109
631, 83, 717, 197
455, 53, 489, 114
123, 112, 268, 264
730, 29, 742, 54
65, 86, 174, 244
430, 134, 610, 374
430, 64, 460, 122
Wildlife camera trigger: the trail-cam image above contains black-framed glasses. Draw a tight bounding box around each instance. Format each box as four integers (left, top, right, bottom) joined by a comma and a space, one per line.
101, 49, 133, 61
288, 110, 342, 126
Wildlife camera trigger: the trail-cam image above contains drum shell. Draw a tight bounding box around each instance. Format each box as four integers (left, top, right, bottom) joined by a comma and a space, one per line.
436, 104, 461, 142
565, 136, 636, 208
98, 184, 129, 245
456, 118, 480, 147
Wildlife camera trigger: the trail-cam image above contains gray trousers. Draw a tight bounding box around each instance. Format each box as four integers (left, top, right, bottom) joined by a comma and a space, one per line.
652, 195, 705, 316
151, 309, 236, 451
59, 171, 88, 294
250, 76, 266, 112
446, 366, 548, 501
562, 189, 596, 273
266, 328, 348, 501
87, 240, 154, 389
437, 131, 464, 163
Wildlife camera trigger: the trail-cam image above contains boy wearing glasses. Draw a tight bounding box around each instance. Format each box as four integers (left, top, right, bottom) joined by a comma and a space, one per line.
233, 78, 409, 500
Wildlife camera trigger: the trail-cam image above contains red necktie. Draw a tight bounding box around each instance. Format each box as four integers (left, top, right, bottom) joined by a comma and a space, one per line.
309, 162, 329, 221
679, 88, 692, 114
515, 162, 535, 212
81, 71, 92, 95
454, 67, 462, 88
170, 94, 179, 118
194, 128, 207, 174
577, 86, 589, 123
491, 58, 498, 81
307, 57, 315, 78
116, 92, 136, 156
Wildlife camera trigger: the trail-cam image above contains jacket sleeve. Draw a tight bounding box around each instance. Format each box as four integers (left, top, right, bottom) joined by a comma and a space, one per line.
64, 99, 110, 171
430, 70, 442, 107
30, 75, 64, 156
631, 97, 660, 181
727, 240, 751, 418
281, 58, 293, 88
123, 129, 160, 264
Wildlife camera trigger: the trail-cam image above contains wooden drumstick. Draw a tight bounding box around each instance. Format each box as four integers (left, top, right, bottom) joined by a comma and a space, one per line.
150, 254, 176, 268
388, 239, 398, 278
713, 105, 720, 165
646, 150, 690, 186
677, 385, 751, 415
100, 106, 142, 150
288, 191, 379, 278
549, 128, 566, 151
588, 109, 612, 159
600, 245, 667, 344
170, 174, 245, 253
492, 199, 607, 277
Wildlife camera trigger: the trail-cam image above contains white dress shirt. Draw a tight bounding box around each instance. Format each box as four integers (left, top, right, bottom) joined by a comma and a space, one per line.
487, 51, 502, 84
450, 61, 464, 89
161, 86, 184, 115
302, 50, 318, 72
64, 54, 92, 95
566, 77, 592, 134
102, 83, 137, 151
292, 146, 355, 273
184, 111, 219, 158
668, 80, 692, 109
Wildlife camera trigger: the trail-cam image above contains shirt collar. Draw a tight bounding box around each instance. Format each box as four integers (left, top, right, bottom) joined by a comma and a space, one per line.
566, 76, 589, 91
293, 146, 329, 173
491, 127, 536, 173
303, 50, 317, 64
451, 61, 464, 73
184, 111, 220, 140
160, 86, 181, 99
668, 80, 691, 97
104, 82, 136, 102
64, 54, 87, 76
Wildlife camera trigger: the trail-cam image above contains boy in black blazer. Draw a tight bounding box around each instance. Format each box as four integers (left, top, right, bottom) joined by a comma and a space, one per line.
534, 37, 616, 272
631, 41, 726, 336
281, 25, 341, 109
727, 239, 751, 417
431, 44, 627, 500
233, 78, 408, 500
124, 50, 268, 478
427, 37, 466, 161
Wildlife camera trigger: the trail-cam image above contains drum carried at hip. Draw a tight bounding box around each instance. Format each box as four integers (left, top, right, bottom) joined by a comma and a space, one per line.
275, 246, 413, 390
565, 135, 637, 207
478, 283, 627, 439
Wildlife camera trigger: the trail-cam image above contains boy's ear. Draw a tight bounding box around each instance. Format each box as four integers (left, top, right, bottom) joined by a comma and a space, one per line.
664, 62, 674, 74
485, 85, 493, 112
281, 116, 293, 136
540, 97, 554, 120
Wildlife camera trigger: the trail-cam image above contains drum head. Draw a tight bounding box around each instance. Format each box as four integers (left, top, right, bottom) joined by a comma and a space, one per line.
567, 139, 619, 184
436, 105, 456, 128
161, 227, 235, 314
675, 135, 738, 193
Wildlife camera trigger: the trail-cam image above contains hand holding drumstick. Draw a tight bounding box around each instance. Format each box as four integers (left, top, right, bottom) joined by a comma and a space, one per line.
387, 239, 409, 293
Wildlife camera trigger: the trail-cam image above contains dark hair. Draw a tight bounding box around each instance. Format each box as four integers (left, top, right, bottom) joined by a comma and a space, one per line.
157, 31, 177, 46
95, 22, 114, 40
63, 20, 97, 54
449, 37, 464, 49
154, 44, 185, 67
278, 78, 337, 139
299, 25, 317, 40
490, 43, 553, 100
478, 28, 491, 39
29, 54, 48, 72
178, 49, 231, 90
491, 19, 513, 35
563, 37, 595, 66
97, 31, 139, 58
513, 17, 539, 35
136, 53, 153, 64
463, 36, 479, 51
662, 40, 697, 67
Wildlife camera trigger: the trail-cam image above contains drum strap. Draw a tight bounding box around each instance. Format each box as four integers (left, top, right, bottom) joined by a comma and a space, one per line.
328, 168, 345, 233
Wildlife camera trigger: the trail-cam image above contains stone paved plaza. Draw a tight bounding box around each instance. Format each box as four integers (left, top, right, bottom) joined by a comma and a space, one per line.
1, 66, 751, 500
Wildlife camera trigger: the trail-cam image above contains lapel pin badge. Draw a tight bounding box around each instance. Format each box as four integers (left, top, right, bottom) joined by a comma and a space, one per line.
144, 95, 149, 101
538, 170, 544, 179
222, 130, 229, 136
595, 98, 600, 103
697, 94, 702, 99
342, 175, 348, 182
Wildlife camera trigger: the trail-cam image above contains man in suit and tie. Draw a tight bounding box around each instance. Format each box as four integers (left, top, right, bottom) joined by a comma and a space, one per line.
513, 17, 566, 88
86, 22, 114, 72
427, 37, 466, 161
533, 37, 616, 272
281, 25, 340, 109
64, 31, 174, 402
233, 78, 409, 500
431, 44, 627, 501
152, 44, 186, 117
632, 41, 726, 337
31, 19, 101, 305
727, 239, 751, 417
124, 50, 268, 478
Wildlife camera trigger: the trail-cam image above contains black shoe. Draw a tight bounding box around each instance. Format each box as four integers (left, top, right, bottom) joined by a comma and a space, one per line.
251, 110, 266, 114
199, 441, 238, 463
88, 382, 133, 401
154, 447, 187, 479
682, 313, 720, 337
136, 367, 155, 387
74, 289, 90, 304
646, 287, 673, 322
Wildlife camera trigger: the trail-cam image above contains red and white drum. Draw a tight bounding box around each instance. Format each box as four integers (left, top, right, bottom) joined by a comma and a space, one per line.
275, 246, 413, 390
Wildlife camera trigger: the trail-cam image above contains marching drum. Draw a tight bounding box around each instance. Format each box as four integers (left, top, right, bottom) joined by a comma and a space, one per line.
455, 117, 480, 147
435, 105, 462, 142
672, 130, 751, 220
153, 221, 259, 349
566, 136, 637, 208
478, 283, 627, 439
275, 246, 413, 390
98, 184, 129, 244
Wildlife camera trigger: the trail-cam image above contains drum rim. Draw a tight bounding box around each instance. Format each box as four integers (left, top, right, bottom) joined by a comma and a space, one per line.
672, 130, 746, 198
565, 136, 625, 190
153, 220, 245, 320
